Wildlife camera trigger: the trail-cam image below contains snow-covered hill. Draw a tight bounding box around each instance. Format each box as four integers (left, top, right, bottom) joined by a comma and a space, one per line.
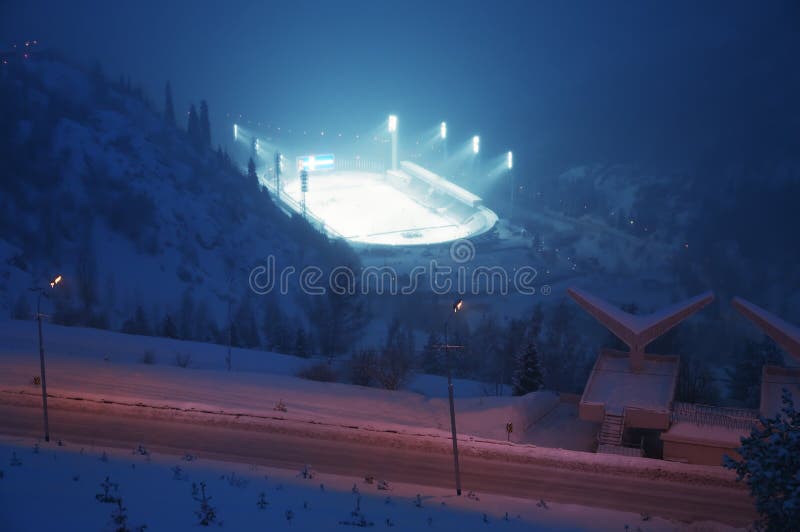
0, 53, 354, 350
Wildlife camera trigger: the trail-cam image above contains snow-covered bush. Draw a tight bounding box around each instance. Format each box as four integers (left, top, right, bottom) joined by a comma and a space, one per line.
724, 389, 800, 531
296, 361, 337, 383
173, 352, 191, 368
192, 481, 217, 526
140, 349, 156, 365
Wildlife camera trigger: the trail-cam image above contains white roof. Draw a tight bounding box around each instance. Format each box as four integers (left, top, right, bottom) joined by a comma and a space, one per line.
400, 161, 482, 207
568, 288, 714, 352
733, 297, 800, 361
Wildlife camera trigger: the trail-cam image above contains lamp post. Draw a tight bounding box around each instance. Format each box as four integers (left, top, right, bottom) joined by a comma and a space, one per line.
32, 274, 62, 442
388, 115, 398, 171
444, 297, 464, 496
274, 151, 282, 202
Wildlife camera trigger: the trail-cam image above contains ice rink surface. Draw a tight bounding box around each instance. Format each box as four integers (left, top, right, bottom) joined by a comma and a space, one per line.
282, 171, 475, 246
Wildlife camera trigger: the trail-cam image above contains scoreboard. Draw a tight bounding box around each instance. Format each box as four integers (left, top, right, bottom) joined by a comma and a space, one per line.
296, 154, 335, 172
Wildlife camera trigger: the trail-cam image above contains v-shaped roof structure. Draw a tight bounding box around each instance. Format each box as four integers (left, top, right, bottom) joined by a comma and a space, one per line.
568, 288, 715, 371
732, 297, 800, 361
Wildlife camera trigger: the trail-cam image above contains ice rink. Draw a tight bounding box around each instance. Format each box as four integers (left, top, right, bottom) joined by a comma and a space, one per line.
282, 171, 477, 245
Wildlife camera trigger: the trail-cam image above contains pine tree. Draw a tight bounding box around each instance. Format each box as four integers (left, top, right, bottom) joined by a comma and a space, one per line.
161, 314, 178, 339
187, 104, 200, 148
512, 342, 543, 396
295, 327, 309, 357
247, 157, 257, 183
199, 100, 211, 149
164, 81, 175, 126
420, 331, 443, 375
724, 390, 800, 530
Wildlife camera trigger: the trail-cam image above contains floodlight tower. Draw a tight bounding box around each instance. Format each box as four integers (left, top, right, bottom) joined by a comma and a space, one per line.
507, 151, 514, 221
388, 114, 398, 171
300, 169, 309, 219
274, 151, 282, 202
440, 121, 448, 163
471, 135, 480, 175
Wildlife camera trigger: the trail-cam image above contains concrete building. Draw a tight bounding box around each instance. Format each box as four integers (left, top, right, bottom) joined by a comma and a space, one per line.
732, 297, 800, 418
568, 288, 714, 456
660, 297, 800, 465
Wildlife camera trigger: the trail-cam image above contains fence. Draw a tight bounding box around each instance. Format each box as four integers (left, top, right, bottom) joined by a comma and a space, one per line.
671, 401, 759, 431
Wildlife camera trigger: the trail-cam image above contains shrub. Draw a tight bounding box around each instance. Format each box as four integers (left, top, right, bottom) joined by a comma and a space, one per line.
350, 349, 377, 387
296, 361, 336, 383
141, 349, 156, 365
174, 353, 191, 368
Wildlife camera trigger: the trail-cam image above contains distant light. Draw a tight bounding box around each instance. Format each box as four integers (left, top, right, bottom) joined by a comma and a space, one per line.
233, 124, 238, 141
507, 151, 513, 170
388, 115, 398, 133
472, 136, 480, 154
453, 298, 464, 313
255, 138, 260, 151
50, 275, 62, 288
440, 122, 447, 140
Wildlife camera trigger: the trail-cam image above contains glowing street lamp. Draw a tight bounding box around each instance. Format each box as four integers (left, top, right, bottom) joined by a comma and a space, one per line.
32, 274, 63, 442
233, 123, 238, 141
388, 114, 398, 171
506, 151, 513, 170
444, 297, 465, 495
472, 135, 480, 155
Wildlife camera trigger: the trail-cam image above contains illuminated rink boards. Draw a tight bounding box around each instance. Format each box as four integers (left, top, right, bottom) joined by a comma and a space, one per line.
282, 171, 473, 246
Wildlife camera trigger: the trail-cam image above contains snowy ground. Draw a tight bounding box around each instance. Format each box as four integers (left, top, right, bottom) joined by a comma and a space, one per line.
0, 436, 740, 532
0, 320, 587, 448
0, 319, 750, 488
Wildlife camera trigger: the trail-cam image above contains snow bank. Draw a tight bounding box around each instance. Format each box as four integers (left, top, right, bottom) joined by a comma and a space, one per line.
0, 436, 740, 532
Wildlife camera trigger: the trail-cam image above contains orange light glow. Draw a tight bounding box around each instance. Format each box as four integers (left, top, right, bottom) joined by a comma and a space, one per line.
50, 275, 62, 288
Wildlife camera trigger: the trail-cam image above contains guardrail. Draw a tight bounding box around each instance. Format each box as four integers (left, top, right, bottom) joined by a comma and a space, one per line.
671, 401, 759, 431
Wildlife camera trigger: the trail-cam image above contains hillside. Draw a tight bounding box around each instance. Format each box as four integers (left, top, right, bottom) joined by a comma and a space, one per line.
0, 52, 357, 352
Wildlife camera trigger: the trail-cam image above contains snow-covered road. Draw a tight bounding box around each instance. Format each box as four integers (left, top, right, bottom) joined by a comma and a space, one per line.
0, 393, 754, 527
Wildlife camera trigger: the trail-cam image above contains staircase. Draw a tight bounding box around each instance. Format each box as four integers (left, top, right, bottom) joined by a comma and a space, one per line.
598, 412, 624, 445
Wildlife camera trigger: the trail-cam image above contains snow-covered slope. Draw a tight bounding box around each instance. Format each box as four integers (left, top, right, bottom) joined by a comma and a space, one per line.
0, 54, 350, 346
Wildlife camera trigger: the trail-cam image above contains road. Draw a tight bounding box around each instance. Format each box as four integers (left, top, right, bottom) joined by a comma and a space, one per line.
0, 396, 755, 527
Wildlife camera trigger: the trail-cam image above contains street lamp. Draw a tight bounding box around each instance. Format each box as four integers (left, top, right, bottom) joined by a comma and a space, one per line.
388, 115, 398, 171
233, 123, 238, 141
274, 151, 282, 202
472, 135, 480, 155
444, 297, 464, 496
32, 274, 62, 442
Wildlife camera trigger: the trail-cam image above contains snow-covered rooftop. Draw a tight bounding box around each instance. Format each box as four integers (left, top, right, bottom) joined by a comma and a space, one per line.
568, 287, 713, 371
661, 422, 747, 448
581, 350, 678, 414
733, 297, 800, 362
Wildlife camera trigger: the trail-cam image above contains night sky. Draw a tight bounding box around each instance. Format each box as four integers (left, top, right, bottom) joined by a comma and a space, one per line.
2, 0, 798, 176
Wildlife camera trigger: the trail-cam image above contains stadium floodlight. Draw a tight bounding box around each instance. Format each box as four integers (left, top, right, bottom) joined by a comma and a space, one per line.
233, 123, 238, 141
472, 135, 480, 155
440, 122, 447, 140
507, 151, 513, 170
389, 114, 398, 170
